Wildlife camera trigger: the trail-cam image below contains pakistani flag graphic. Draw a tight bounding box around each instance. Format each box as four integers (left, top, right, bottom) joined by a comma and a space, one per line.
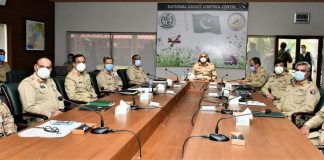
192, 14, 221, 35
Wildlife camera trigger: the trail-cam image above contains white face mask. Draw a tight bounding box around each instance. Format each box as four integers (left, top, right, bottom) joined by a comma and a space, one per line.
76, 63, 86, 72
37, 67, 51, 79
274, 66, 284, 75
134, 60, 141, 67
200, 57, 207, 63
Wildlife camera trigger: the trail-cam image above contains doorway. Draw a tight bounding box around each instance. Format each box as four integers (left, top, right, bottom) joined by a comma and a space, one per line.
275, 36, 323, 87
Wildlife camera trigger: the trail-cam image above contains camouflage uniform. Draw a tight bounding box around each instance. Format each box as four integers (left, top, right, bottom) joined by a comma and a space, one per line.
65, 68, 97, 102
126, 65, 148, 85
0, 62, 10, 83
246, 66, 268, 90
0, 102, 17, 138
191, 62, 217, 80
304, 106, 324, 145
18, 73, 64, 118
261, 72, 293, 105
96, 70, 122, 91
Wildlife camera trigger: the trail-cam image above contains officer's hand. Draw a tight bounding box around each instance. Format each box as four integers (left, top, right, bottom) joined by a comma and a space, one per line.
51, 111, 62, 118
300, 125, 310, 137
266, 94, 274, 100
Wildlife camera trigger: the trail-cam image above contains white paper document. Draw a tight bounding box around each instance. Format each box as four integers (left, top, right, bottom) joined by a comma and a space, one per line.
19, 120, 82, 138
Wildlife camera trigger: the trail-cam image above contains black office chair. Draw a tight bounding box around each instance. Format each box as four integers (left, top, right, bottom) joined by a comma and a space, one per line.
5, 70, 28, 84
88, 70, 106, 98
117, 69, 133, 89
53, 76, 70, 108
1, 83, 48, 130
292, 88, 324, 128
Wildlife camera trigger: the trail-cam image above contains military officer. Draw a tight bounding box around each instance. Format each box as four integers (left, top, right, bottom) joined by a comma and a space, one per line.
0, 49, 11, 83
261, 59, 293, 105
18, 57, 64, 119
65, 54, 97, 103
241, 57, 268, 90
300, 106, 324, 145
0, 102, 17, 138
96, 56, 121, 91
126, 54, 148, 85
276, 61, 320, 118
191, 52, 217, 80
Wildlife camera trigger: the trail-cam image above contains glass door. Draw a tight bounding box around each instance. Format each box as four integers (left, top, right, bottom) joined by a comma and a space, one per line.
276, 36, 323, 87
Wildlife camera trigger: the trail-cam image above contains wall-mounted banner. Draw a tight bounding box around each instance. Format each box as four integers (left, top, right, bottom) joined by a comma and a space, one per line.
156, 3, 248, 69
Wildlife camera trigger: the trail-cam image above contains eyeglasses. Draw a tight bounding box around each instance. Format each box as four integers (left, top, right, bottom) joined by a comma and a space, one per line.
37, 126, 61, 134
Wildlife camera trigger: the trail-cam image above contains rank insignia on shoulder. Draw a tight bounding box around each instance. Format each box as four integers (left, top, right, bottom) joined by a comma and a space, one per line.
310, 89, 317, 95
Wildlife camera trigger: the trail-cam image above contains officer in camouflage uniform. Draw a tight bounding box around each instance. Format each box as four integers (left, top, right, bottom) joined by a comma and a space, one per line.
0, 49, 10, 84
18, 57, 64, 120
300, 106, 324, 145
242, 57, 268, 90
126, 54, 148, 85
97, 57, 121, 92
276, 62, 320, 118
0, 102, 17, 138
191, 52, 217, 80
65, 54, 97, 103
261, 59, 293, 105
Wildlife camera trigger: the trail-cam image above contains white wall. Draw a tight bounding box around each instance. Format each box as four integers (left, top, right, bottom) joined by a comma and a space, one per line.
55, 2, 324, 80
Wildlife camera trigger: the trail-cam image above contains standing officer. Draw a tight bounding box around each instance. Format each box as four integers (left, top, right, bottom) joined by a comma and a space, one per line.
0, 49, 10, 84
261, 59, 293, 105
65, 54, 97, 103
300, 106, 324, 145
276, 61, 320, 118
96, 57, 121, 92
0, 102, 17, 138
126, 54, 148, 85
191, 52, 217, 80
18, 57, 64, 119
241, 57, 268, 90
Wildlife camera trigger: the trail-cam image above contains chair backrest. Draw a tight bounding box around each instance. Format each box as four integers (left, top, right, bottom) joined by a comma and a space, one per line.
53, 76, 68, 100
5, 70, 28, 84
1, 83, 24, 123
88, 71, 100, 95
52, 66, 69, 77
314, 88, 324, 113
117, 69, 130, 89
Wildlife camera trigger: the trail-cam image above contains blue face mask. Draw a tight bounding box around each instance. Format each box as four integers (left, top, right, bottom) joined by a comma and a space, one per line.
105, 64, 114, 71
0, 55, 5, 61
249, 66, 256, 72
135, 60, 141, 67
294, 71, 305, 81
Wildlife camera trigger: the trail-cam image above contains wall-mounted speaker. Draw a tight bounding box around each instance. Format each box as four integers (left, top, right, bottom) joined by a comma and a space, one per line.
0, 0, 6, 6
294, 13, 310, 24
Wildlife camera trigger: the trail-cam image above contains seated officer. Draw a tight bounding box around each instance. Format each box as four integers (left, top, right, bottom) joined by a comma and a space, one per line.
261, 59, 293, 105
96, 57, 122, 92
241, 57, 268, 90
0, 102, 17, 138
18, 57, 64, 119
191, 52, 217, 80
65, 54, 97, 103
276, 61, 320, 118
300, 106, 324, 145
126, 54, 148, 85
0, 49, 11, 84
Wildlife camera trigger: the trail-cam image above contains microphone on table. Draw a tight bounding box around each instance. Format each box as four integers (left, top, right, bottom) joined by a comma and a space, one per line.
146, 73, 166, 81
209, 71, 215, 82
184, 68, 189, 81
218, 74, 228, 87
209, 109, 272, 142
57, 96, 111, 134
164, 68, 179, 83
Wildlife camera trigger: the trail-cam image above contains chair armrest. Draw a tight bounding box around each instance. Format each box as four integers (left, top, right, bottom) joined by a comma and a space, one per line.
23, 112, 48, 120
291, 112, 315, 128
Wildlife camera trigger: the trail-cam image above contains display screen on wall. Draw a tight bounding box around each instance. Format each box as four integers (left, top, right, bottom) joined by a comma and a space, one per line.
156, 3, 248, 69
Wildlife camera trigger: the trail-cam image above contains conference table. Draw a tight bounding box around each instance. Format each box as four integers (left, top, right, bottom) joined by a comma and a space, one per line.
0, 82, 189, 160
182, 82, 323, 160
0, 80, 323, 159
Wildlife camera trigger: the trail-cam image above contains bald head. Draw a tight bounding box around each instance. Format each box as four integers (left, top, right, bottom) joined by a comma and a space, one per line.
34, 57, 52, 72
